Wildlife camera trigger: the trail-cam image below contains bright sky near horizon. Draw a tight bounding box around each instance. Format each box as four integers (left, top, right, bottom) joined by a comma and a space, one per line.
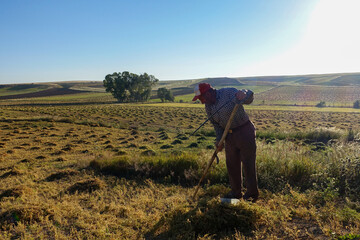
1, 0, 359, 84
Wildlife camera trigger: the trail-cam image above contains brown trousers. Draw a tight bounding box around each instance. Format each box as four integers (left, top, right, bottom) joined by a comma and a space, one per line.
225, 121, 258, 198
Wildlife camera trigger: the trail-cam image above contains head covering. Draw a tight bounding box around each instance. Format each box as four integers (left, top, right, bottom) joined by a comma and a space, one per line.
192, 83, 212, 101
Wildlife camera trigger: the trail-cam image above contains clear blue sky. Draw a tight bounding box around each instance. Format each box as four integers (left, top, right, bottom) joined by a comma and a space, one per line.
1, 0, 359, 84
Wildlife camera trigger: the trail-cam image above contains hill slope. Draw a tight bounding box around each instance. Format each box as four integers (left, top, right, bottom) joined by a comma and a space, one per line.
235, 72, 360, 86
0, 72, 359, 100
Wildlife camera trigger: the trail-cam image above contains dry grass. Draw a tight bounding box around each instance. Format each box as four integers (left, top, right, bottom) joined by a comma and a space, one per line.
0, 104, 360, 239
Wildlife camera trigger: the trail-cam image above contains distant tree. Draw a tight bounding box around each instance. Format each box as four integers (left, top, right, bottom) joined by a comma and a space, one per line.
157, 88, 174, 102
353, 100, 360, 109
103, 71, 158, 103
157, 88, 167, 102
164, 89, 174, 102
316, 101, 326, 108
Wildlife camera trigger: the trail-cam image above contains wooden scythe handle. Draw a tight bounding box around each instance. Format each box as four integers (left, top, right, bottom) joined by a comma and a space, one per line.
192, 103, 241, 199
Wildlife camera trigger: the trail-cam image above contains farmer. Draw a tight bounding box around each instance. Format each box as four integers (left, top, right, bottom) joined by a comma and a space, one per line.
192, 83, 259, 202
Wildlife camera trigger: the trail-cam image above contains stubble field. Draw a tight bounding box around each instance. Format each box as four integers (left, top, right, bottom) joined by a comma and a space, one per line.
1, 102, 360, 239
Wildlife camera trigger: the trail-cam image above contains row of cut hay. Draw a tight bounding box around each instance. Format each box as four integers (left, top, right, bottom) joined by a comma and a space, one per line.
90, 153, 210, 186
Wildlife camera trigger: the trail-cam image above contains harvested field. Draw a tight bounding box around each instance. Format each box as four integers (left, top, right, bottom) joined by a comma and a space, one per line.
0, 102, 359, 239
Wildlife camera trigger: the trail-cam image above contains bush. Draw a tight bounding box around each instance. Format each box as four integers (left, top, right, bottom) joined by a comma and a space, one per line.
353, 100, 360, 109
316, 101, 326, 107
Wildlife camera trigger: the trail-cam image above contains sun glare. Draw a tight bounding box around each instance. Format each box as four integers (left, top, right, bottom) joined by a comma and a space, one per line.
291, 0, 360, 74
245, 0, 360, 76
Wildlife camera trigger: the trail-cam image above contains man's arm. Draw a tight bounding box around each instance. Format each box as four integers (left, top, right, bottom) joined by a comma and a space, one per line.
211, 120, 224, 143
235, 89, 254, 104
208, 116, 224, 151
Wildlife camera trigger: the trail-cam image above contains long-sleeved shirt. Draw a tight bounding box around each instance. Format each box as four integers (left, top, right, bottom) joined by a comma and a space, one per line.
205, 88, 253, 142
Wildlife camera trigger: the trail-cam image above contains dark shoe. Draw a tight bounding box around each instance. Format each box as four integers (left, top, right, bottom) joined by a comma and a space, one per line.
221, 191, 242, 199
243, 193, 259, 203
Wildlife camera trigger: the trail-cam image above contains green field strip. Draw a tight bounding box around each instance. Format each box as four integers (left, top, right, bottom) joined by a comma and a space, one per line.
0, 87, 50, 96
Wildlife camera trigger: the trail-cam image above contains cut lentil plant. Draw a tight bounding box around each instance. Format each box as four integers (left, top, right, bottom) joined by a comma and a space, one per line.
0, 104, 359, 239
